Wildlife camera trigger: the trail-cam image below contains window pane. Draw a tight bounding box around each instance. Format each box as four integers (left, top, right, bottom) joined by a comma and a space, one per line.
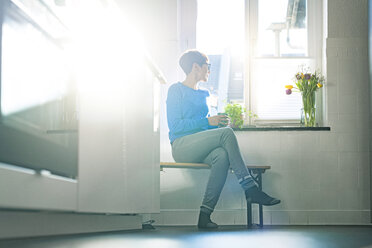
257, 0, 307, 57
196, 0, 245, 115
252, 0, 313, 122
251, 58, 315, 120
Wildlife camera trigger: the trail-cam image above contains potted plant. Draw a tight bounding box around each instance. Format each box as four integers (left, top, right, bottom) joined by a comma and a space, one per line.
224, 102, 257, 129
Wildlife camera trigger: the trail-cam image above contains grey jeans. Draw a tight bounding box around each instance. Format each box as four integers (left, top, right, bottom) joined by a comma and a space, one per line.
171, 127, 255, 213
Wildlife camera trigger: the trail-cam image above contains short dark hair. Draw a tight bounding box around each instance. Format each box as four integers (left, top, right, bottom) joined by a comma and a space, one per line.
179, 50, 208, 75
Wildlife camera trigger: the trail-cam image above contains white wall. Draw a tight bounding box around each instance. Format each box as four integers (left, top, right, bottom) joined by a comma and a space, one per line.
148, 0, 371, 225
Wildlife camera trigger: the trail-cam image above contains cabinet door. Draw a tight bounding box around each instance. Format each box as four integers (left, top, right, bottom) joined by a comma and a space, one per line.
77, 89, 127, 213
78, 57, 160, 214
123, 65, 160, 213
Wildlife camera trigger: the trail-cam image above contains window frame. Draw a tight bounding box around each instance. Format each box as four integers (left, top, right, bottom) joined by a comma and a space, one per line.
244, 0, 324, 126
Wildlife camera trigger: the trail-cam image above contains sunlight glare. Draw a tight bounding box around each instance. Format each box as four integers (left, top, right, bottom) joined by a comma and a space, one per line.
79, 237, 183, 248
69, 0, 145, 101
197, 0, 244, 56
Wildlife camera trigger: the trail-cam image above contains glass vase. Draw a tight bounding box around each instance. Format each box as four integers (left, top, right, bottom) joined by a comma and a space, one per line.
301, 91, 316, 127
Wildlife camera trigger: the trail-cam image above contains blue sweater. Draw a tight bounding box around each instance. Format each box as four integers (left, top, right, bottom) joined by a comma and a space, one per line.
166, 82, 218, 144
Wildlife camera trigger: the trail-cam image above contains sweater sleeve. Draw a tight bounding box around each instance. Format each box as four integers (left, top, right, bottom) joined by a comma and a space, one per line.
166, 85, 209, 134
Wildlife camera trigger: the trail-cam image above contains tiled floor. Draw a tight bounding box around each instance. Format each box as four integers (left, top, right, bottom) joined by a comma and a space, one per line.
1, 225, 372, 248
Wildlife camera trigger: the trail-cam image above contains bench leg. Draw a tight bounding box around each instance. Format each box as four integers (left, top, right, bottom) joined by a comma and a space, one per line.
246, 169, 265, 228
257, 172, 263, 227
247, 201, 252, 228
259, 204, 263, 227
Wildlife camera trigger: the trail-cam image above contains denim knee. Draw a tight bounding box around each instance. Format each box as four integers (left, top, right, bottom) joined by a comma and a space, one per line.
221, 127, 235, 137
210, 147, 229, 169
221, 127, 234, 134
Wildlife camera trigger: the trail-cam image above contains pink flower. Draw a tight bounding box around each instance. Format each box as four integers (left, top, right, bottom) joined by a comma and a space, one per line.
286, 89, 292, 95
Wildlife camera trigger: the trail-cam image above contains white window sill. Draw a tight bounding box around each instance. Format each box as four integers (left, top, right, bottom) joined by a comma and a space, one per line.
233, 126, 331, 131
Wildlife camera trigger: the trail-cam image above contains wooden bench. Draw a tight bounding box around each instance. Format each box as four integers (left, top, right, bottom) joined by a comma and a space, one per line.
160, 162, 271, 228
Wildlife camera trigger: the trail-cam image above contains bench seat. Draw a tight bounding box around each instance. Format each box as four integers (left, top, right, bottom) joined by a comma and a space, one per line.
160, 162, 270, 171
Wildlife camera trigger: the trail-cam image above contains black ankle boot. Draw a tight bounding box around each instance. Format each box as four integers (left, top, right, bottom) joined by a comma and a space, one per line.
245, 186, 281, 206
197, 211, 218, 229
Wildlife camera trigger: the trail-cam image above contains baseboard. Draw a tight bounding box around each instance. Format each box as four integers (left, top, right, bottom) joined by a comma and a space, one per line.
0, 210, 142, 239
151, 209, 372, 226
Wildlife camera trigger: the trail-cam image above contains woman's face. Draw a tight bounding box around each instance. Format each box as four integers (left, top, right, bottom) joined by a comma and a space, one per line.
198, 62, 210, 82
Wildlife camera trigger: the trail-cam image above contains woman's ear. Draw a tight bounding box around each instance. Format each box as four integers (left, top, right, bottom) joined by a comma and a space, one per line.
192, 63, 201, 72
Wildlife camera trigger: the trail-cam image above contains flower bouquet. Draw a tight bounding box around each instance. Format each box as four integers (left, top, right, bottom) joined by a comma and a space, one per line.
285, 68, 325, 127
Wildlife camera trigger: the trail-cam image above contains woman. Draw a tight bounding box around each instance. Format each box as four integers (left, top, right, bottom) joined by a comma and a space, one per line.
166, 50, 280, 229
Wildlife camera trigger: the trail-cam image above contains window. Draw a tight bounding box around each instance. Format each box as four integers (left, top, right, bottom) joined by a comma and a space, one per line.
196, 0, 245, 116
196, 0, 323, 125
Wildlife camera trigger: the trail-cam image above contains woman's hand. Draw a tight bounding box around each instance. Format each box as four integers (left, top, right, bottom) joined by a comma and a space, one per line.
208, 115, 229, 127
